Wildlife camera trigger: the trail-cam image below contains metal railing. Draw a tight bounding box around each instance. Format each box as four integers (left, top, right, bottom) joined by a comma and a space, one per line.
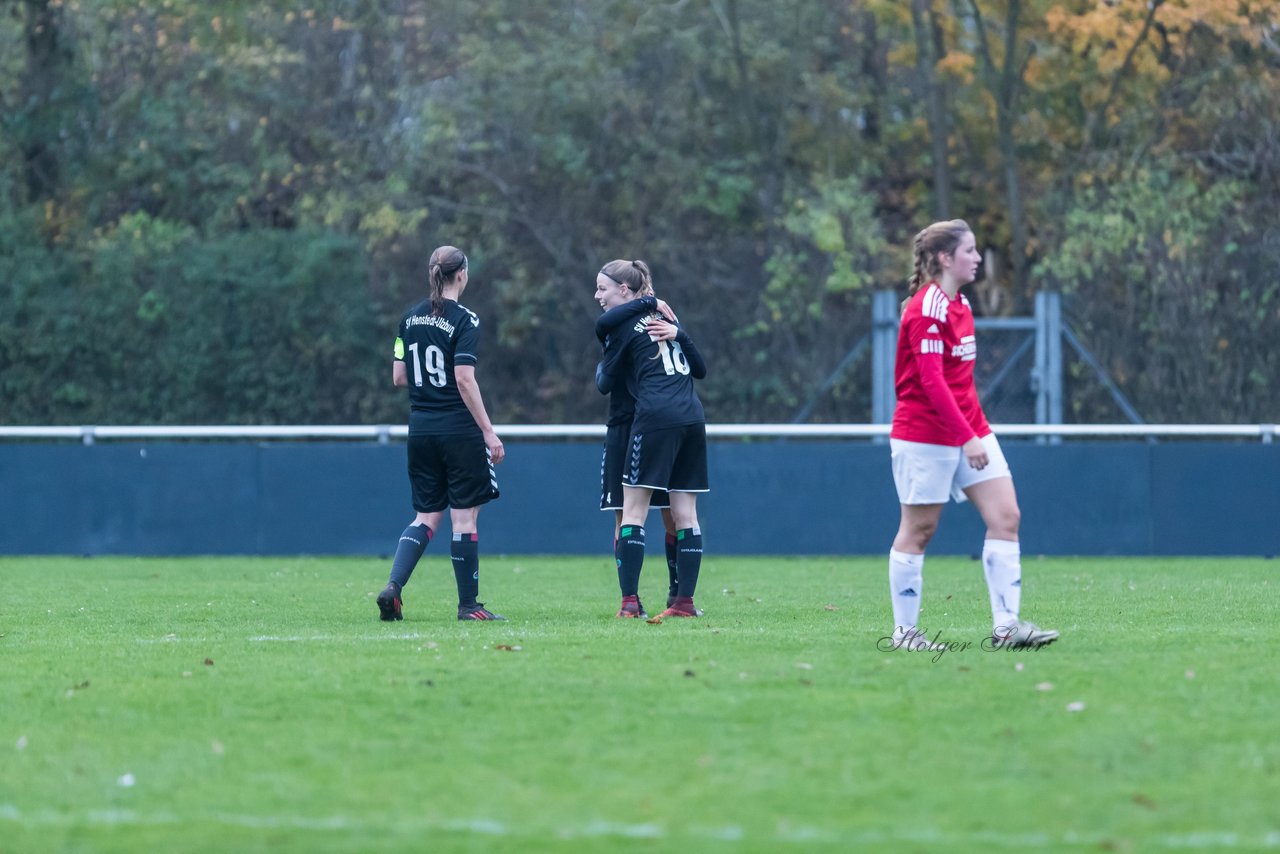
0, 424, 1274, 443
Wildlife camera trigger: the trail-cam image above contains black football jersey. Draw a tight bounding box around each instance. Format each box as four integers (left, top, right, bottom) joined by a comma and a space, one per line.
595, 298, 656, 428
394, 299, 483, 436
597, 303, 706, 434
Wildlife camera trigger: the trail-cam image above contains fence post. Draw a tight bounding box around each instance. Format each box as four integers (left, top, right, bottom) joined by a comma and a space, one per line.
1045, 292, 1063, 425
1033, 292, 1064, 442
871, 291, 899, 425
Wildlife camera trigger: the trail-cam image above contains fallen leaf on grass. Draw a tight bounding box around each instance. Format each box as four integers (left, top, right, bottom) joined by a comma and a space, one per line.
957, 666, 971, 672
1132, 793, 1157, 810
203, 658, 214, 666
646, 616, 663, 624
494, 644, 522, 652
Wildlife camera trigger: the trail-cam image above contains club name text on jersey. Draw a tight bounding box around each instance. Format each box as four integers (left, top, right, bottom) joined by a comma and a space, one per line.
405, 314, 457, 335
631, 313, 659, 334
952, 335, 976, 361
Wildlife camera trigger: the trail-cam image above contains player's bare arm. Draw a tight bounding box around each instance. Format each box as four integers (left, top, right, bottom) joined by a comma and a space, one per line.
455, 364, 505, 464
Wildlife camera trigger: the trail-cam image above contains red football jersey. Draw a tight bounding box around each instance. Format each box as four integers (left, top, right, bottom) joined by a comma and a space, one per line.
891, 282, 991, 446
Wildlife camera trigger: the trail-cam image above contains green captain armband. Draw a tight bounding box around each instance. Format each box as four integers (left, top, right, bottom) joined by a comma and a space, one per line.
394, 337, 405, 359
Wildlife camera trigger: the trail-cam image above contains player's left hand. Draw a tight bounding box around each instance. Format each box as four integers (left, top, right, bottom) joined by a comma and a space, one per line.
645, 318, 678, 342
485, 430, 505, 464
962, 436, 987, 470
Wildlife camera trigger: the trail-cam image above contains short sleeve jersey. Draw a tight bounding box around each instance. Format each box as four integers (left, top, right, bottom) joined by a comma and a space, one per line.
394, 298, 483, 436
891, 282, 990, 446
601, 312, 705, 435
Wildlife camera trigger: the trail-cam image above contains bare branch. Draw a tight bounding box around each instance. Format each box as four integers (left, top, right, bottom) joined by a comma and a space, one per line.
1085, 0, 1166, 150
453, 161, 581, 272
959, 0, 998, 84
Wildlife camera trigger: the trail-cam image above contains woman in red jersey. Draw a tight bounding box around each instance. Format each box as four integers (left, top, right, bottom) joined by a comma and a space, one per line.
886, 220, 1058, 652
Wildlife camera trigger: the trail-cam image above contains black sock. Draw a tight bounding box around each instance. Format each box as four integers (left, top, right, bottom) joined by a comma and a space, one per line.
617, 524, 645, 597
451, 532, 479, 607
676, 527, 703, 599
389, 524, 432, 590
665, 532, 679, 599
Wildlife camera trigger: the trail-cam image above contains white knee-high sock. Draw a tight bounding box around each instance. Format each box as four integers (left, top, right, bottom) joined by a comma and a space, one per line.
888, 549, 925, 634
983, 538, 1021, 631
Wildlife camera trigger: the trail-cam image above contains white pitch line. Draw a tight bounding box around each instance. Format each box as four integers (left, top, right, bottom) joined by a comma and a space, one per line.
2, 806, 1277, 848
131, 634, 440, 644
245, 634, 434, 643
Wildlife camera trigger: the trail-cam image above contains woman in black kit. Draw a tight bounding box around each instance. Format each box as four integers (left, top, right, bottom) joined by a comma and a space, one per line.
376, 245, 506, 622
594, 259, 709, 619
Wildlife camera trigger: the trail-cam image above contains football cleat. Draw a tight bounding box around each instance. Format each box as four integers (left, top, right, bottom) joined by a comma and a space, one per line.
458, 603, 506, 621
376, 584, 403, 622
667, 596, 704, 617
991, 620, 1059, 649
658, 596, 699, 618
616, 595, 648, 619
890, 627, 946, 652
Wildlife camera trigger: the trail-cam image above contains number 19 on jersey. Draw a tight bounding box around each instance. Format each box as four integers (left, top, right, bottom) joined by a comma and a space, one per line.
408, 342, 447, 387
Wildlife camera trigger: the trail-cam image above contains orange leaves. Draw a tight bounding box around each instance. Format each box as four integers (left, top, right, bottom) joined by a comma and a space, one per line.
935, 51, 977, 83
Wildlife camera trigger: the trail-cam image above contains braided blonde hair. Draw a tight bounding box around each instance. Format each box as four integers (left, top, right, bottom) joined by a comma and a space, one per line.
906, 220, 971, 300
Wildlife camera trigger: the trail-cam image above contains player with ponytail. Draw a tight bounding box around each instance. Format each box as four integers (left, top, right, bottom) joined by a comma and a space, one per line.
376, 245, 506, 622
886, 221, 1058, 652
594, 259, 710, 619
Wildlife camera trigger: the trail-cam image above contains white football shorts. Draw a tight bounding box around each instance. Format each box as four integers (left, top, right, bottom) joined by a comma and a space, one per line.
890, 433, 1011, 505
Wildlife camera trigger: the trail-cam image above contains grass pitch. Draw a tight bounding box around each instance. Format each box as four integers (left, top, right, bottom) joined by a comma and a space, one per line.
2, 554, 1277, 852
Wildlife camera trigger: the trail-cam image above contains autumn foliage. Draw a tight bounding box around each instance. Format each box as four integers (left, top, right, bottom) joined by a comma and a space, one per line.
2, 0, 1276, 424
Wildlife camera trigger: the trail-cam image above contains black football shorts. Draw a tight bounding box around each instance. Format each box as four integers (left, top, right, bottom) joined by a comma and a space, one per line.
622, 423, 709, 494
601, 423, 670, 510
407, 433, 500, 513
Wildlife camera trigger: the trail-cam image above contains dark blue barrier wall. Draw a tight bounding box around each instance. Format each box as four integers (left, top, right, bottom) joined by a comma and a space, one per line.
0, 441, 1276, 556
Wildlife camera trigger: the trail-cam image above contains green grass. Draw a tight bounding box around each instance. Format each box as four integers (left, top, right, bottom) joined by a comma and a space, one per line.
2, 554, 1278, 852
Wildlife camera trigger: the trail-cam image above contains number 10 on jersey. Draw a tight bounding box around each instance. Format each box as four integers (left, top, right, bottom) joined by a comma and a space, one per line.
656, 340, 690, 376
